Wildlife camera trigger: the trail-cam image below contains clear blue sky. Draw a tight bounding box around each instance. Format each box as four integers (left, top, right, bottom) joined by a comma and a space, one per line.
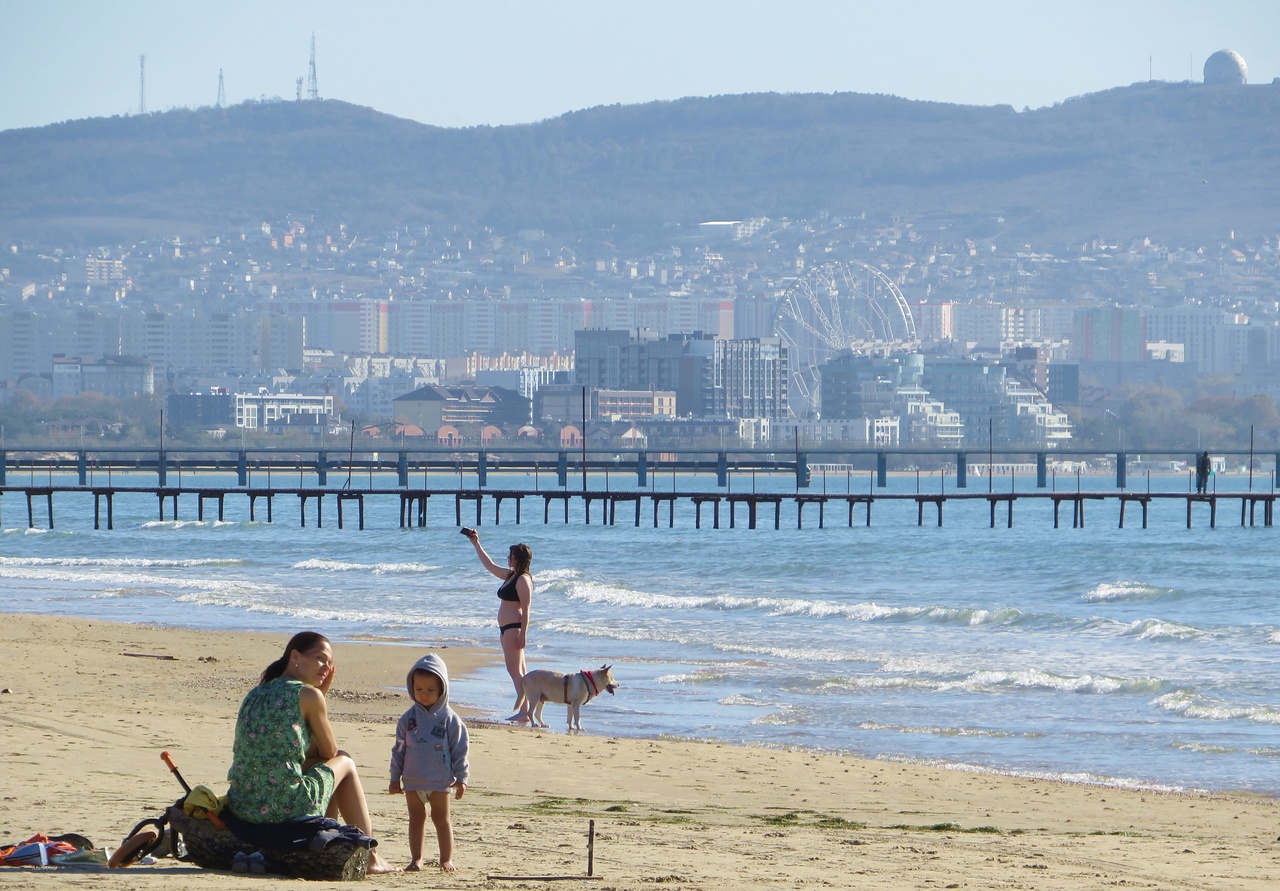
2, 0, 1276, 133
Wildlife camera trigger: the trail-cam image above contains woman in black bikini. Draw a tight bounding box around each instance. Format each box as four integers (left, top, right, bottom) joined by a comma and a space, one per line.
464, 530, 533, 723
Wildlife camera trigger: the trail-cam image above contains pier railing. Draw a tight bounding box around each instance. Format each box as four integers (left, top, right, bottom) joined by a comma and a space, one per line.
0, 444, 1274, 490
2, 444, 1276, 532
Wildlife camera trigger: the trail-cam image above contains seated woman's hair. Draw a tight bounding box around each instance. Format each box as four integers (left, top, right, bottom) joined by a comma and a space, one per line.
260, 631, 330, 685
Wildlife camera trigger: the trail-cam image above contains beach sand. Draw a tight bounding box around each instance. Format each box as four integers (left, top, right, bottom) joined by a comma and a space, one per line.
0, 613, 1275, 889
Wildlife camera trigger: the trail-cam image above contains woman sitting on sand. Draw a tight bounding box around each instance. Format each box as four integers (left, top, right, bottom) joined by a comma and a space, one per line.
226, 631, 394, 875
464, 531, 534, 723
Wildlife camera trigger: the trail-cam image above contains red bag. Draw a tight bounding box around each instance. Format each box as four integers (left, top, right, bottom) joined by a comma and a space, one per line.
0, 834, 80, 867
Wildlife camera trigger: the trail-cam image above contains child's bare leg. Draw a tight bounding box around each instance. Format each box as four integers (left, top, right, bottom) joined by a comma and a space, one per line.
428, 790, 455, 871
405, 792, 427, 871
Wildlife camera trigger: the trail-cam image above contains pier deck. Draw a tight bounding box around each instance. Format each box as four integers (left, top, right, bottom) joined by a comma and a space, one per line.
1, 485, 1272, 531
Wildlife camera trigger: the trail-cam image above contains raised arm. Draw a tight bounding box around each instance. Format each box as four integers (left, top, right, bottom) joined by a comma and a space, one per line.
466, 530, 508, 579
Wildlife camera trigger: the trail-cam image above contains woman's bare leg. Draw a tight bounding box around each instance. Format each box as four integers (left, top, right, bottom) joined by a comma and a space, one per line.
502, 632, 528, 722
326, 754, 396, 874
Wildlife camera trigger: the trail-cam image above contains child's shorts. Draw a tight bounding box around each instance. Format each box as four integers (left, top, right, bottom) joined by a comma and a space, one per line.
413, 789, 448, 802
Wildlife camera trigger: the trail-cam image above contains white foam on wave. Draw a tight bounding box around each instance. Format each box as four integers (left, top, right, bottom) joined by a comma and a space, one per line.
751, 705, 803, 725
1082, 580, 1168, 603
140, 520, 211, 530
562, 580, 1022, 626
0, 555, 241, 569
1117, 618, 1206, 641
1154, 690, 1280, 724
1266, 630, 1280, 645
876, 755, 1190, 794
0, 564, 239, 590
1171, 741, 1236, 754
822, 669, 1162, 696
545, 620, 858, 662
292, 558, 439, 574
657, 669, 728, 684
174, 588, 492, 629
858, 721, 1021, 739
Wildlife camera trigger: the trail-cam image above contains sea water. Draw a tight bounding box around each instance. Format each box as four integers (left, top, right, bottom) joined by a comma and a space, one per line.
2, 467, 1277, 795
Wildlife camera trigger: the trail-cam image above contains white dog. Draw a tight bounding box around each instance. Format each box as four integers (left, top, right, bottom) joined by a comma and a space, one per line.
516, 665, 619, 731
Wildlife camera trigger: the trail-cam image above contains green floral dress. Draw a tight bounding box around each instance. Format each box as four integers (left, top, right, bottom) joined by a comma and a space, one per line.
226, 677, 336, 823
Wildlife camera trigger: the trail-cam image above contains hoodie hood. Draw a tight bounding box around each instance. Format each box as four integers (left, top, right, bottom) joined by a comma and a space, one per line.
407, 652, 450, 717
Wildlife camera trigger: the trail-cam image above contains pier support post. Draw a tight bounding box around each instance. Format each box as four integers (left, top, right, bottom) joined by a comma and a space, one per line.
316, 451, 328, 487
237, 450, 248, 486
1116, 452, 1126, 489
717, 452, 728, 487
157, 449, 167, 486
0, 448, 5, 485
1036, 452, 1047, 489
796, 452, 809, 489
637, 451, 647, 486
397, 451, 408, 487
956, 452, 967, 489
557, 451, 568, 487
478, 450, 488, 487
876, 451, 887, 488
77, 450, 87, 485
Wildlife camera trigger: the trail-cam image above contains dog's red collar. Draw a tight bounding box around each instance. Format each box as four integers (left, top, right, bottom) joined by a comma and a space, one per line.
580, 670, 601, 700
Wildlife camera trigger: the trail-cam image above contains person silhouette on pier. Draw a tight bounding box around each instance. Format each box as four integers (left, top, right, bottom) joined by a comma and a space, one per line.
1195, 451, 1212, 494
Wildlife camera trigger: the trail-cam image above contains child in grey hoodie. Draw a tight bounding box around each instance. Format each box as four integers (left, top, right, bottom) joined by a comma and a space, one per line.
388, 653, 470, 871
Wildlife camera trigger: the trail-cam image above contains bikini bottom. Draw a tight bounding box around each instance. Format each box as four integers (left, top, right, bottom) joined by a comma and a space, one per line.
499, 622, 521, 635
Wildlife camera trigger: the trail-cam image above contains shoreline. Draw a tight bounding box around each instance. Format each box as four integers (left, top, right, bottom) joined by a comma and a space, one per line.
1, 613, 1276, 889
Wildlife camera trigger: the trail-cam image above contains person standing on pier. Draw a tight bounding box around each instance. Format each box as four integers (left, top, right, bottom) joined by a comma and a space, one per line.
1195, 451, 1212, 494
463, 530, 533, 723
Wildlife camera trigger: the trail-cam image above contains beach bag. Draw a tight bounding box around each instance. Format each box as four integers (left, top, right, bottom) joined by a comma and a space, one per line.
0, 834, 81, 867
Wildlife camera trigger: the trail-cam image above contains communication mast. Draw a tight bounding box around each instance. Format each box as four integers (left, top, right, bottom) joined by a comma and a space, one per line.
296, 77, 304, 101
139, 54, 146, 114
307, 33, 319, 100
216, 68, 226, 108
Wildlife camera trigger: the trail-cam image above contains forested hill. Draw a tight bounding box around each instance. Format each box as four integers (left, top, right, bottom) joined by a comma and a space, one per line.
1, 82, 1277, 246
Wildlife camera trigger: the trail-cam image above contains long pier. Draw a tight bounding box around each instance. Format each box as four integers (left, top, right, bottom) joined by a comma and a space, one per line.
2, 484, 1273, 531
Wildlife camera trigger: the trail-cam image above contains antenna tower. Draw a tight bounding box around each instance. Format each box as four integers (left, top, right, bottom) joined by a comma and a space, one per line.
307, 33, 319, 100
139, 54, 146, 114
216, 68, 226, 108
296, 77, 304, 101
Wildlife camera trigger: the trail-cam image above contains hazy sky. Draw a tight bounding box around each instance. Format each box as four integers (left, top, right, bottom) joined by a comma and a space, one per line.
2, 0, 1276, 133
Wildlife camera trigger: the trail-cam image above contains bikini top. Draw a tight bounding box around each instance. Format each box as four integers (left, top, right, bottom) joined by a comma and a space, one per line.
497, 573, 522, 602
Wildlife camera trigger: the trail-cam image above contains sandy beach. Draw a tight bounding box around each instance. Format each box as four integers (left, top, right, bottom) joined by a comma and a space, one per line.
0, 614, 1276, 890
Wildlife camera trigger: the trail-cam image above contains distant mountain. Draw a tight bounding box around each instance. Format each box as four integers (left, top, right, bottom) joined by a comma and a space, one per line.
1, 83, 1277, 246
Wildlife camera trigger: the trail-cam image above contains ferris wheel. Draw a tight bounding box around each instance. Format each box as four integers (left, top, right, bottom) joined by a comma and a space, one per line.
772, 259, 919, 417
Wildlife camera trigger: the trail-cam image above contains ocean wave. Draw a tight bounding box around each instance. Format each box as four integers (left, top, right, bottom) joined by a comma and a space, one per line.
858, 721, 1021, 738
1154, 690, 1280, 724
880, 755, 1190, 794
139, 520, 215, 530
173, 590, 493, 628
0, 565, 241, 590
292, 558, 439, 574
562, 581, 1022, 626
0, 555, 242, 569
1267, 630, 1280, 645
823, 669, 1162, 696
1171, 741, 1236, 754
751, 706, 803, 725
1117, 618, 1207, 641
1081, 580, 1169, 603
657, 669, 729, 684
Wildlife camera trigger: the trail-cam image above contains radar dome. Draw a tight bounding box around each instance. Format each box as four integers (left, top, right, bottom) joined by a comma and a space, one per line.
1204, 49, 1247, 84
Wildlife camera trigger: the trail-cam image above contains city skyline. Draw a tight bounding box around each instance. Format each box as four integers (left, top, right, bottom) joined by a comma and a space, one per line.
3, 0, 1277, 134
